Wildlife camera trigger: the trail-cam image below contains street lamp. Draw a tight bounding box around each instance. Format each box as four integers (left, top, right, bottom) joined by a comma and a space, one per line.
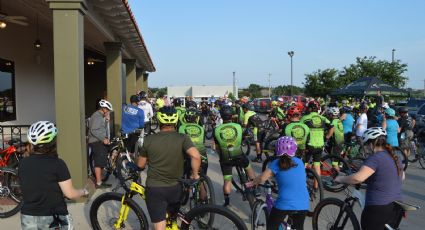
392, 49, 396, 62
287, 51, 295, 96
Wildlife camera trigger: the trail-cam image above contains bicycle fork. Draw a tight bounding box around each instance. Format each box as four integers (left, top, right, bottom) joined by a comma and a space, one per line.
114, 196, 131, 228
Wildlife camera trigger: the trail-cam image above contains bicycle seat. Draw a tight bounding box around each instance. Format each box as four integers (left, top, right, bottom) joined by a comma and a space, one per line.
394, 201, 420, 211
179, 179, 199, 187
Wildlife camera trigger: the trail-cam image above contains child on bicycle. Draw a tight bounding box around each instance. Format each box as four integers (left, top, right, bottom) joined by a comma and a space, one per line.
252, 136, 309, 230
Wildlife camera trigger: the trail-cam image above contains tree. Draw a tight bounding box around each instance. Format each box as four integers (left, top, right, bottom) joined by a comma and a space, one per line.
247, 84, 262, 98
272, 85, 304, 96
303, 68, 339, 97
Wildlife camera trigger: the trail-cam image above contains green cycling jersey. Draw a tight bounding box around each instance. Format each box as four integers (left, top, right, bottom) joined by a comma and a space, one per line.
300, 112, 332, 148
178, 123, 207, 163
214, 122, 243, 162
331, 118, 344, 145
284, 121, 310, 150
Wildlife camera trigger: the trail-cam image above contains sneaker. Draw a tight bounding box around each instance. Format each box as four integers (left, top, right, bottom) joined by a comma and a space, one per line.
95, 182, 112, 189
251, 157, 262, 163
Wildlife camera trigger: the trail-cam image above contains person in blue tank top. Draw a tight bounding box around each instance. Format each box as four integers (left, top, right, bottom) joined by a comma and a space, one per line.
382, 108, 400, 147
252, 136, 309, 230
340, 106, 354, 134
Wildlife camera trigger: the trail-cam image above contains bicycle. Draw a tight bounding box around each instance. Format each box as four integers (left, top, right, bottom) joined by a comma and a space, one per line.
312, 183, 420, 230
90, 162, 247, 230
0, 139, 25, 168
405, 135, 425, 169
251, 182, 305, 230
0, 167, 22, 218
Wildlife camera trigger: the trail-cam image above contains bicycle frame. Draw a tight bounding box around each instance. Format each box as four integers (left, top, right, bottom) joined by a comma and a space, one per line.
114, 182, 145, 228
0, 144, 18, 167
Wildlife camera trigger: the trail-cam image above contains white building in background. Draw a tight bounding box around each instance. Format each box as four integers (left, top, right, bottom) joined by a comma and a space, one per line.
167, 85, 237, 100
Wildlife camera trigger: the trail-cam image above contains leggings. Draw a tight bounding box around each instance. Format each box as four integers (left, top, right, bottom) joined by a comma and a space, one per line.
267, 208, 307, 230
361, 202, 402, 230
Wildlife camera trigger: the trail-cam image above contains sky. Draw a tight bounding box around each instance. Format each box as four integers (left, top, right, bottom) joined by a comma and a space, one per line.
128, 0, 425, 89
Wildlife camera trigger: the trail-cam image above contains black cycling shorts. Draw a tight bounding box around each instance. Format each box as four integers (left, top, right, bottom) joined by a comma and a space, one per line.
267, 208, 307, 230
145, 184, 182, 223
220, 155, 250, 180
89, 141, 108, 168
304, 147, 322, 163
361, 202, 402, 230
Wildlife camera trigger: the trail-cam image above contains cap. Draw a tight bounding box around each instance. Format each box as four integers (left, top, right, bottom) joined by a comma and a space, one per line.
130, 95, 140, 103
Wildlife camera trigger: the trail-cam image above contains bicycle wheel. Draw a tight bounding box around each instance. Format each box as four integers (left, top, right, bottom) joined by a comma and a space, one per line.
251, 199, 268, 230
0, 168, 23, 218
180, 204, 248, 230
305, 168, 323, 215
190, 175, 216, 206
321, 155, 351, 193
90, 192, 149, 230
312, 197, 360, 230
242, 139, 251, 156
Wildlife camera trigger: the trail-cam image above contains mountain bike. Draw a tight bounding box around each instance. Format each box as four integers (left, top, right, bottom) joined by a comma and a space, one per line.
312, 183, 420, 230
0, 167, 22, 218
406, 136, 425, 169
90, 162, 247, 230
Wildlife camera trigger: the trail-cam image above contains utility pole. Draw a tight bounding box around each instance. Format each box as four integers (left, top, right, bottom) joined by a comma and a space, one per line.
288, 51, 295, 96
268, 73, 272, 98
392, 49, 396, 63
233, 71, 237, 99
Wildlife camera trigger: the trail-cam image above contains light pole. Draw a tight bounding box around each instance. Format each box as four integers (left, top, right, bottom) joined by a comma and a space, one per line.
268, 73, 272, 98
287, 51, 295, 96
233, 71, 237, 99
392, 49, 396, 62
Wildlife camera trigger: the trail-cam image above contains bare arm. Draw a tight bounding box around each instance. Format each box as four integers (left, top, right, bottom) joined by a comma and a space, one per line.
253, 168, 273, 185
137, 156, 148, 169
58, 179, 88, 200
326, 127, 334, 140
335, 165, 375, 184
186, 147, 201, 179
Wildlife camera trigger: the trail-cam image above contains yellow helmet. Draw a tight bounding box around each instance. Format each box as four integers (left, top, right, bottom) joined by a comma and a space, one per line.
272, 101, 278, 106
157, 106, 179, 124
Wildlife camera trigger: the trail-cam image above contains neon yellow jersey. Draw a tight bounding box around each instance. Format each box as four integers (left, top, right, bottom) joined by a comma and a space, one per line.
285, 122, 310, 150
214, 122, 243, 161
332, 118, 344, 145
178, 123, 206, 155
243, 111, 256, 126
300, 112, 331, 148
155, 98, 165, 109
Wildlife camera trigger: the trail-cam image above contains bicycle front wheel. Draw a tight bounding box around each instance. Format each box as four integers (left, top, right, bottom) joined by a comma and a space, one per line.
305, 168, 323, 215
312, 197, 360, 230
90, 192, 149, 230
0, 168, 22, 218
321, 155, 351, 193
180, 204, 248, 230
251, 199, 268, 230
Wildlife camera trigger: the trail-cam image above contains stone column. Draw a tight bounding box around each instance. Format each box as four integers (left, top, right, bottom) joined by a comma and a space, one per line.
47, 0, 87, 188
104, 42, 123, 136
136, 68, 144, 93
143, 72, 149, 92
123, 59, 137, 103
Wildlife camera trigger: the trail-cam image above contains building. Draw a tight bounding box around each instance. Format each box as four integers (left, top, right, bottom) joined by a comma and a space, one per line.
167, 85, 236, 100
0, 0, 155, 188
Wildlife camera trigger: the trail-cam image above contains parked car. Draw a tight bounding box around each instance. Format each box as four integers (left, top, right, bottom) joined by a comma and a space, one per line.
403, 99, 425, 117
253, 98, 272, 113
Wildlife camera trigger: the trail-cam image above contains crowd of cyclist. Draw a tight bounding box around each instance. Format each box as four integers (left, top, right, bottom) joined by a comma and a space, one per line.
17, 88, 415, 229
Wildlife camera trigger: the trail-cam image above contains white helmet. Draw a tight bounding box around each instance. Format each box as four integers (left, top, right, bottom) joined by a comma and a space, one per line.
27, 121, 58, 145
327, 107, 340, 116
362, 127, 386, 143
382, 102, 389, 109
99, 99, 113, 111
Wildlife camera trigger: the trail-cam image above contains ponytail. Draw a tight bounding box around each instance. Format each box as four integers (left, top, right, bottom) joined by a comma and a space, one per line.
384, 143, 401, 177
278, 155, 297, 171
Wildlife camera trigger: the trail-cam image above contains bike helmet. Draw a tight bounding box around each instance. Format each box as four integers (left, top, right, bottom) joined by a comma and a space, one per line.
307, 100, 320, 112
287, 106, 301, 117
99, 99, 113, 111
186, 100, 197, 109
157, 106, 178, 125
362, 127, 387, 143
341, 100, 348, 105
27, 121, 58, 145
327, 107, 340, 116
340, 106, 352, 113
173, 98, 183, 107
398, 107, 408, 113
275, 136, 297, 157
185, 108, 199, 123
271, 101, 278, 107
385, 108, 396, 116
220, 105, 233, 121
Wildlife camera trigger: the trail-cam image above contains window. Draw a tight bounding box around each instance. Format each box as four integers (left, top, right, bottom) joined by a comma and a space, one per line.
0, 58, 16, 122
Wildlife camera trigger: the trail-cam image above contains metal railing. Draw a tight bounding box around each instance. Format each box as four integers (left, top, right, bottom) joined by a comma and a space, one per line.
0, 125, 30, 149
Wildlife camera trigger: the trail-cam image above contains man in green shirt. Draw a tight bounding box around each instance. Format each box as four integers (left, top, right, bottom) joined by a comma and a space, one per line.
214, 105, 255, 206
283, 106, 310, 157
137, 106, 201, 230
300, 100, 333, 177
242, 103, 266, 162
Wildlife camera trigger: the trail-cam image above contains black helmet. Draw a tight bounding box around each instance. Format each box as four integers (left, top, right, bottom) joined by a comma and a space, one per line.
220, 105, 233, 121
242, 102, 254, 111
185, 108, 199, 123
173, 98, 182, 107
340, 106, 352, 114
138, 91, 147, 99
398, 107, 408, 113
186, 100, 197, 109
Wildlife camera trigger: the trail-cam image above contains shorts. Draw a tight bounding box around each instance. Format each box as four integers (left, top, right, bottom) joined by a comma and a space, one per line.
89, 141, 108, 168
361, 202, 402, 230
254, 129, 267, 143
123, 132, 139, 153
21, 214, 73, 230
145, 184, 182, 223
304, 148, 322, 163
220, 155, 250, 180
267, 208, 307, 230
